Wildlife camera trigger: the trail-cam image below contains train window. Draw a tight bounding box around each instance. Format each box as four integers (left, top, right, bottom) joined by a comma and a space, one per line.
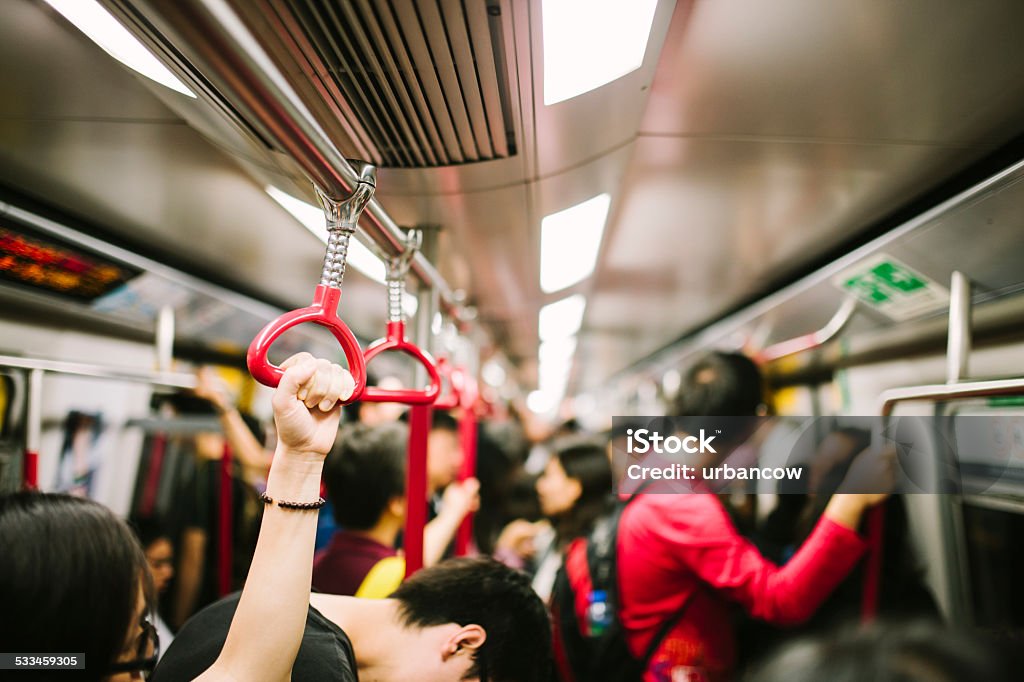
962, 502, 1024, 629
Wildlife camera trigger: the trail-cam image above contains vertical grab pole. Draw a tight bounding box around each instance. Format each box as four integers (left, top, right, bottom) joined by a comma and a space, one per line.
405, 404, 431, 576
218, 441, 234, 596
454, 401, 477, 555
405, 227, 438, 577
23, 368, 43, 490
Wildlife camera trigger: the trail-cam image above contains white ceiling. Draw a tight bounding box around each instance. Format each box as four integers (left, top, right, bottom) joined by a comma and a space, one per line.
2, 0, 1024, 394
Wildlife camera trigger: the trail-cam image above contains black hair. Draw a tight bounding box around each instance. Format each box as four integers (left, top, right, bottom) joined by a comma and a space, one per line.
672, 352, 764, 417
323, 422, 408, 530
431, 409, 459, 433
129, 515, 171, 551
671, 352, 765, 454
0, 492, 152, 680
746, 622, 1013, 682
551, 441, 613, 541
392, 557, 553, 682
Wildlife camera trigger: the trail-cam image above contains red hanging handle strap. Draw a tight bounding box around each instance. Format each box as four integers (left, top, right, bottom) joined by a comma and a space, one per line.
361, 321, 441, 405
433, 356, 461, 409
248, 165, 375, 399
246, 285, 367, 401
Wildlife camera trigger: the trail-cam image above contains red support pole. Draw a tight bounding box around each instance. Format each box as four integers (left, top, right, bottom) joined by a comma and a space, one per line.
218, 441, 234, 596
22, 450, 38, 491
404, 404, 431, 577
139, 433, 167, 517
454, 408, 478, 556
860, 504, 885, 623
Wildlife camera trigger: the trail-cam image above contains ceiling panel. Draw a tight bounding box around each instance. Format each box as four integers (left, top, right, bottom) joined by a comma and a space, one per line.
642, 0, 1024, 144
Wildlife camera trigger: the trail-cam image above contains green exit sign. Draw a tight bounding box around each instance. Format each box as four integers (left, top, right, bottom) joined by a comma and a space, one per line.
833, 254, 948, 321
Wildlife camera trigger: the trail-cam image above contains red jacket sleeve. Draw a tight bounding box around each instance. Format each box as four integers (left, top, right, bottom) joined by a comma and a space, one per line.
658, 497, 867, 625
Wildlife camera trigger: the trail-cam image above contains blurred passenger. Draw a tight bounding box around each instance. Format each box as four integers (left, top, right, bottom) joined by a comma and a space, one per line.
152, 353, 552, 682
313, 422, 478, 597
130, 516, 177, 659
166, 394, 264, 628
427, 410, 464, 496
516, 441, 613, 600
612, 352, 890, 681
746, 622, 1014, 682
1, 492, 159, 680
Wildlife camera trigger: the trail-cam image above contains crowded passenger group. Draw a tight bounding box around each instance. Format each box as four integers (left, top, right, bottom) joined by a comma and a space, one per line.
0, 352, 1015, 681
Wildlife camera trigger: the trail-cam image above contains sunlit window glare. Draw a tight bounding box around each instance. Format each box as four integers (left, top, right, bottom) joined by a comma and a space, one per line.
265, 186, 387, 285
44, 0, 196, 98
540, 194, 610, 293
541, 0, 657, 105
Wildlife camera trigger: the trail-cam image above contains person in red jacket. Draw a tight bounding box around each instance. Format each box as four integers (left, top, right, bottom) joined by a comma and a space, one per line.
616, 353, 890, 682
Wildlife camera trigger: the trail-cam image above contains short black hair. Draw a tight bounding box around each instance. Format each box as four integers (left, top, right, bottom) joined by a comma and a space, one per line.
0, 492, 152, 680
129, 515, 171, 550
431, 410, 459, 433
672, 352, 764, 452
392, 557, 553, 682
323, 422, 407, 530
747, 622, 1014, 682
672, 351, 764, 417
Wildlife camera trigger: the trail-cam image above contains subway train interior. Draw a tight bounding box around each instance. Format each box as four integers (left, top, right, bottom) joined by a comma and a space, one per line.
2, 0, 1024, 680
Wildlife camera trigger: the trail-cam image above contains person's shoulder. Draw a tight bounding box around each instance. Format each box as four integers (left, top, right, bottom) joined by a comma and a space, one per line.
152, 595, 241, 681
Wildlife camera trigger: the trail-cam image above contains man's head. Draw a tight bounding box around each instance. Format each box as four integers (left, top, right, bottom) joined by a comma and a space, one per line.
427, 411, 463, 493
390, 557, 552, 682
671, 351, 766, 460
323, 422, 408, 530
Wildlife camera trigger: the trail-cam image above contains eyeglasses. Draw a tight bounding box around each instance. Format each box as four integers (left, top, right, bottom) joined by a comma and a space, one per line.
106, 616, 159, 679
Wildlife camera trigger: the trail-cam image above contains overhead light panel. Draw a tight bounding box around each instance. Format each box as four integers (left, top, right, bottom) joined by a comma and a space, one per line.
44, 0, 196, 98
265, 186, 387, 285
542, 0, 657, 105
540, 194, 610, 293
539, 294, 586, 342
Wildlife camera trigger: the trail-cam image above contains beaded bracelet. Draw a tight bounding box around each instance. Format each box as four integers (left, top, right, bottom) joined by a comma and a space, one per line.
259, 491, 326, 510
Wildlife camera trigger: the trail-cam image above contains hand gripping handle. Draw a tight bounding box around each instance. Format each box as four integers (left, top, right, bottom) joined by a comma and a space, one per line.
246, 285, 367, 402
361, 321, 441, 405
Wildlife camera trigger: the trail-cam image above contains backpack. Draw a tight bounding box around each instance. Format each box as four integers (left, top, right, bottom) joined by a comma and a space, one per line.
552, 489, 692, 682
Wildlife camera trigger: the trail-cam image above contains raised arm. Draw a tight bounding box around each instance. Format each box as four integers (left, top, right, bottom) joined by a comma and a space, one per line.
194, 367, 273, 483
196, 353, 353, 682
423, 477, 480, 566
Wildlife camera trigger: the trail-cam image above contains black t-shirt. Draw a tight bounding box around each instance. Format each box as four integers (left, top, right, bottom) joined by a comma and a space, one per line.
153, 592, 359, 682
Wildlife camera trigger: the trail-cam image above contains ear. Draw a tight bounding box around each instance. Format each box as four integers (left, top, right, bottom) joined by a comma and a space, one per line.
441, 624, 487, 660
387, 495, 407, 519
566, 477, 583, 505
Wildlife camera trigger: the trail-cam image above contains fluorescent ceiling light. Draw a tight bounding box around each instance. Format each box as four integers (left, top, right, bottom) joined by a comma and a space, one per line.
539, 294, 586, 342
265, 186, 387, 285
539, 337, 578, 366
482, 360, 507, 388
542, 0, 657, 105
527, 389, 560, 415
45, 0, 195, 98
540, 194, 610, 293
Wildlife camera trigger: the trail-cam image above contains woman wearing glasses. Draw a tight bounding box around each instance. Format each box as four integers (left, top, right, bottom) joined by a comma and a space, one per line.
0, 492, 162, 680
